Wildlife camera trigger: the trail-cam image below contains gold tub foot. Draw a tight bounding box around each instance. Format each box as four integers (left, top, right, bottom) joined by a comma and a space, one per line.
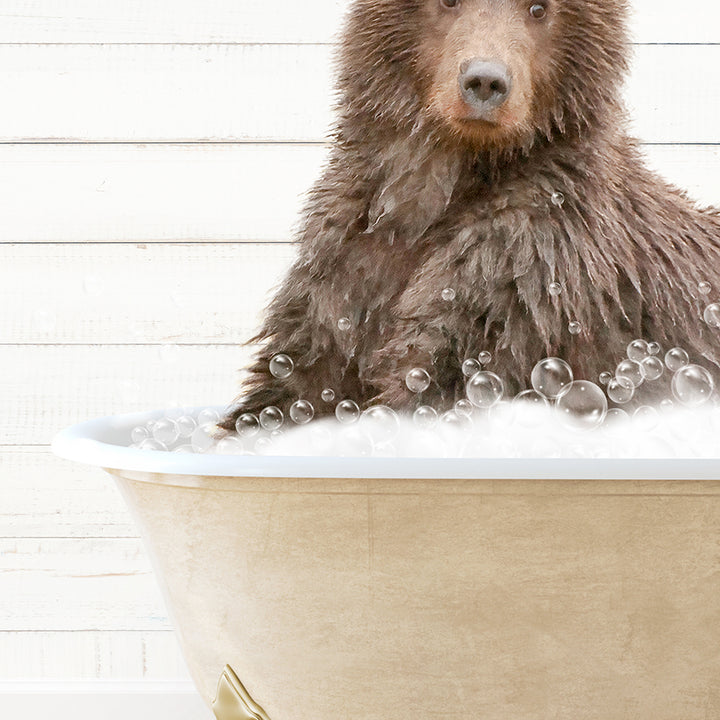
212, 665, 272, 720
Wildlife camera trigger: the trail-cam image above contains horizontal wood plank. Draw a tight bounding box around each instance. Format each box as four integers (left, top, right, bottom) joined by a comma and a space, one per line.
627, 0, 720, 44
1, 345, 251, 445
0, 143, 719, 243
0, 243, 294, 344
0, 682, 211, 720
0, 447, 136, 538
626, 45, 720, 143
0, 44, 333, 143
0, 538, 171, 631
0, 44, 717, 143
0, 0, 714, 44
0, 631, 190, 679
0, 143, 326, 242
0, 0, 347, 44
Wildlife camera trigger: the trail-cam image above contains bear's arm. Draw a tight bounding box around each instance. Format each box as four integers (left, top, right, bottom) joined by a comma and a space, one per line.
217, 153, 377, 432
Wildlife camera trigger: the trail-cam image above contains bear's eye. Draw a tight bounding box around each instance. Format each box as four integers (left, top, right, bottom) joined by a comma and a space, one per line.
529, 2, 547, 19
440, 0, 461, 8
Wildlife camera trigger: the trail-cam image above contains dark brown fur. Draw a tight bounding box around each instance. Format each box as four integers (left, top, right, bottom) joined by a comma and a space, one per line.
219, 0, 720, 431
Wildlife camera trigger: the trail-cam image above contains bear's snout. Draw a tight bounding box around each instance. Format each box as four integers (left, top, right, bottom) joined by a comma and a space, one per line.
458, 58, 512, 116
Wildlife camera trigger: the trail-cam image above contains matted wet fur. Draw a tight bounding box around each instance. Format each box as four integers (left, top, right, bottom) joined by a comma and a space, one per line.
219, 0, 720, 431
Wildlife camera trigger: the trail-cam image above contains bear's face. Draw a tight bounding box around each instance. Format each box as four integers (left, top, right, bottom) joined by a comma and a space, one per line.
419, 0, 557, 148
339, 0, 630, 151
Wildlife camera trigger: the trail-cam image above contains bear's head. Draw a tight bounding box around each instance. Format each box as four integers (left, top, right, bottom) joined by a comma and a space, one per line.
337, 0, 631, 151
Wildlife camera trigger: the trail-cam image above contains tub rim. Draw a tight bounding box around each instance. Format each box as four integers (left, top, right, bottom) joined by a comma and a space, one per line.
51, 406, 720, 480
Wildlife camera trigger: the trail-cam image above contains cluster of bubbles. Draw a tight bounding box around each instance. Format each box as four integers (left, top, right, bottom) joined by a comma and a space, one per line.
696, 280, 720, 329
128, 334, 720, 458
595, 339, 715, 409
130, 407, 222, 453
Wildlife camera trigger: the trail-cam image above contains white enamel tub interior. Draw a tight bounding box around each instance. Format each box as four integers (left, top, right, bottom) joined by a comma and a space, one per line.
53, 408, 720, 720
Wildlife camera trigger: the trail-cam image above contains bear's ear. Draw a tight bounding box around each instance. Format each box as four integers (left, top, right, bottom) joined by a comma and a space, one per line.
366, 140, 463, 242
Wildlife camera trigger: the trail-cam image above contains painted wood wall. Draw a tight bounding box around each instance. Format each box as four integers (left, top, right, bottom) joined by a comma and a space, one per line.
1, 0, 718, 685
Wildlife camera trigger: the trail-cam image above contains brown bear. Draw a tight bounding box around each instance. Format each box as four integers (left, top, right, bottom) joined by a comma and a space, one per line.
219, 0, 720, 432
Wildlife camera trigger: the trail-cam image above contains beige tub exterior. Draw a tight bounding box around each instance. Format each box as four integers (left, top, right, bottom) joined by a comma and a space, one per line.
108, 468, 720, 720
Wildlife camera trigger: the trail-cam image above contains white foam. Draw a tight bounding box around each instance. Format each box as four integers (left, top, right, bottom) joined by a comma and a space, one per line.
264, 404, 720, 459
127, 402, 720, 459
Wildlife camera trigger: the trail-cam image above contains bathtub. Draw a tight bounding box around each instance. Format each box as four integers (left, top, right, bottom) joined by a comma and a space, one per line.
53, 407, 720, 720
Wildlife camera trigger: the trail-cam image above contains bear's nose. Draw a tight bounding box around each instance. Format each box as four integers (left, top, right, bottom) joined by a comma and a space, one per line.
458, 59, 512, 113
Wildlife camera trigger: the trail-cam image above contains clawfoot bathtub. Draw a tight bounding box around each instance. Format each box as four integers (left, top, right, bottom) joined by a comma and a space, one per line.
53, 408, 720, 720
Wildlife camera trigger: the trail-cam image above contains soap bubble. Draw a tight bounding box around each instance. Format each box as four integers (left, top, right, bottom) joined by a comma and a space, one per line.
197, 408, 220, 426
640, 355, 664, 381
703, 302, 720, 328
336, 399, 360, 424
531, 357, 573, 399
176, 415, 197, 438
259, 406, 284, 431
633, 405, 659, 432
269, 353, 294, 379
360, 405, 400, 442
413, 405, 438, 429
235, 413, 260, 438
606, 376, 634, 404
603, 407, 630, 430
512, 389, 549, 427
152, 418, 179, 445
441, 287, 456, 302
405, 368, 431, 393
647, 341, 661, 355
215, 436, 244, 455
466, 371, 504, 408
626, 339, 650, 362
190, 423, 215, 452
337, 317, 352, 331
598, 371, 612, 385
131, 425, 150, 444
439, 409, 472, 430
478, 351, 492, 365
290, 400, 314, 425
138, 438, 167, 452
615, 359, 644, 387
462, 358, 481, 377
550, 191, 565, 207
253, 436, 273, 455
548, 282, 562, 296
512, 389, 548, 409
321, 388, 335, 403
665, 347, 689, 372
568, 321, 582, 335
454, 399, 474, 417
672, 364, 714, 407
173, 444, 194, 454
699, 281, 712, 295
555, 381, 607, 431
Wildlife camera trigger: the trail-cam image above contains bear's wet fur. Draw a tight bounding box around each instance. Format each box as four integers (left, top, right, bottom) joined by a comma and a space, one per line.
219, 0, 720, 431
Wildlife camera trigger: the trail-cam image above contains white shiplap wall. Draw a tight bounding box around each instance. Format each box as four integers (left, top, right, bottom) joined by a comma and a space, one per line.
0, 0, 717, 697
